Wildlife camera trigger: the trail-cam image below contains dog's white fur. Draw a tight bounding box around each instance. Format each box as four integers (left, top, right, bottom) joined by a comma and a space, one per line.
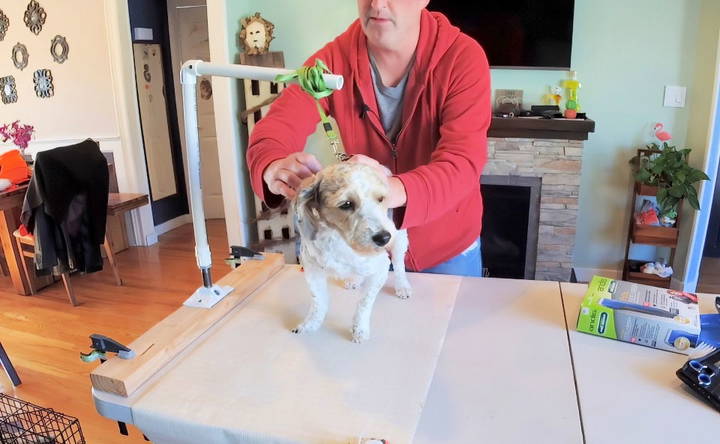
291, 162, 412, 343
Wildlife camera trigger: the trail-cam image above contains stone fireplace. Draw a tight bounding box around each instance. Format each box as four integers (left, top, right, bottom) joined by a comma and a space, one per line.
482, 117, 595, 282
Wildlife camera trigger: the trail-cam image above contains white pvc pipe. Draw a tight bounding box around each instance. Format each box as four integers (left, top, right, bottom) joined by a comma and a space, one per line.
183, 60, 344, 90
180, 59, 343, 286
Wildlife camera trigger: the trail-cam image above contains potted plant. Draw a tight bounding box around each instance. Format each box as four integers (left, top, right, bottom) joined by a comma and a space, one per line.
630, 141, 710, 223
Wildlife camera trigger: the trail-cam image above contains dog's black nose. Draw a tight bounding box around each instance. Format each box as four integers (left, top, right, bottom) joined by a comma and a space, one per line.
372, 230, 391, 247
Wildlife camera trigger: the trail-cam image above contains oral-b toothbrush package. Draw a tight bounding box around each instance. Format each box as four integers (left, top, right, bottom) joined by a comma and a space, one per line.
577, 276, 701, 354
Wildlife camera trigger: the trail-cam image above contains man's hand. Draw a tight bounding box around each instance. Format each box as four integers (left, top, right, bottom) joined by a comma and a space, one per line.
347, 154, 407, 208
347, 154, 392, 177
263, 153, 323, 199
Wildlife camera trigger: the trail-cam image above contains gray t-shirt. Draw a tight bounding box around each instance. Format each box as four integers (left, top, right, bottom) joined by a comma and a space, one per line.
369, 54, 412, 143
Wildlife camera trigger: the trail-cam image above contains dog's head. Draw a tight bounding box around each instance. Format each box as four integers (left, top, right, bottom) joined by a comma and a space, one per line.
292, 162, 396, 255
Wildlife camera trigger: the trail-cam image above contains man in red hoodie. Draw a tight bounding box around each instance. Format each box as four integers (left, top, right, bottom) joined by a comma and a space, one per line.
247, 0, 491, 276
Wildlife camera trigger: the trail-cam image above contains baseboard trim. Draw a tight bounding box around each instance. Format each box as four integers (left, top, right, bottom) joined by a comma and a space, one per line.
571, 267, 621, 283
145, 233, 159, 245
154, 214, 192, 236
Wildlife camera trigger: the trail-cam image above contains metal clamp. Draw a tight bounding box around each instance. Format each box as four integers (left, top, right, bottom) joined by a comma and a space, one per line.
80, 334, 134, 363
224, 246, 264, 269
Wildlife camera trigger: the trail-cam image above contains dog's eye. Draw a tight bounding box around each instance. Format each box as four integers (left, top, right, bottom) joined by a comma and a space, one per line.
338, 201, 354, 211
378, 196, 385, 203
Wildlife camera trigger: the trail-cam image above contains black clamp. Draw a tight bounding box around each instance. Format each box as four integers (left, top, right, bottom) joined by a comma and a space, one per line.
225, 246, 264, 268
80, 334, 135, 363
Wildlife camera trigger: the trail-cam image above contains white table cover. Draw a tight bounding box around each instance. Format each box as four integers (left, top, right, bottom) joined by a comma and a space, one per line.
132, 266, 460, 444
562, 283, 720, 444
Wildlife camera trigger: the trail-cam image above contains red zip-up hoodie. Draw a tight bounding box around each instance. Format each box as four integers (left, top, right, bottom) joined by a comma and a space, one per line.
247, 10, 491, 271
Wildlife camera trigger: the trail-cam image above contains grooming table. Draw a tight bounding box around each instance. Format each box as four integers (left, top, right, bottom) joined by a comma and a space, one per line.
561, 283, 720, 444
92, 260, 582, 443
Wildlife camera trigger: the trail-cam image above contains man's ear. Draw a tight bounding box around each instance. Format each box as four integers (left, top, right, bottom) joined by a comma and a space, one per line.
292, 175, 322, 241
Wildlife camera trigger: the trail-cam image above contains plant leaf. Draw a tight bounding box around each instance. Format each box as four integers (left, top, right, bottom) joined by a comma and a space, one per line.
688, 194, 701, 210
669, 184, 684, 198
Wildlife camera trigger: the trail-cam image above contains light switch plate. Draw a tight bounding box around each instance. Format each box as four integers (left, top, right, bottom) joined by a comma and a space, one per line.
664, 85, 686, 108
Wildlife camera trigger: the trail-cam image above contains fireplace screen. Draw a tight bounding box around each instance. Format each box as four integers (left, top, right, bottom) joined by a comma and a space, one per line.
481, 176, 541, 279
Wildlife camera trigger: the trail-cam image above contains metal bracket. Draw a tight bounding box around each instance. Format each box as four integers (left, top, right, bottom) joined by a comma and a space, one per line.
183, 284, 234, 308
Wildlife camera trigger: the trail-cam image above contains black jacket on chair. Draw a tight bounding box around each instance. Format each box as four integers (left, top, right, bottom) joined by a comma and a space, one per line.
21, 139, 109, 275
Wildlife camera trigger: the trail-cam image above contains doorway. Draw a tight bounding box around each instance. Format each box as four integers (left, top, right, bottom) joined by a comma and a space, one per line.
167, 0, 224, 219
689, 31, 720, 294
128, 0, 189, 227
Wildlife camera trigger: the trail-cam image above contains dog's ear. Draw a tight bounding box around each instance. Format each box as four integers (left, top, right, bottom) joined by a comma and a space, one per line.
293, 175, 323, 241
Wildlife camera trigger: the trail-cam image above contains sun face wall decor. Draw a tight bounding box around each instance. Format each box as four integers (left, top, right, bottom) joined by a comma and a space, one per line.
239, 12, 274, 55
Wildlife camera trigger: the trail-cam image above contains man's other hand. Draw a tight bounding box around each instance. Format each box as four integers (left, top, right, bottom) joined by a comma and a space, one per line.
263, 152, 323, 199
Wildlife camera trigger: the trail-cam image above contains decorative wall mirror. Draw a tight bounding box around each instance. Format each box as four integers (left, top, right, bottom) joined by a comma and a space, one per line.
12, 43, 29, 70
24, 0, 46, 36
0, 9, 9, 42
33, 69, 53, 98
50, 35, 69, 63
0, 76, 18, 104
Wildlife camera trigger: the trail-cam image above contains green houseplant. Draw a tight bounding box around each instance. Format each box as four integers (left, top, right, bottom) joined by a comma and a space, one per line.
630, 141, 710, 220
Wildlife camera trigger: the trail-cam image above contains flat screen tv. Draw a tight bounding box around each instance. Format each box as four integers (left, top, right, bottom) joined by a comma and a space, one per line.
427, 0, 575, 69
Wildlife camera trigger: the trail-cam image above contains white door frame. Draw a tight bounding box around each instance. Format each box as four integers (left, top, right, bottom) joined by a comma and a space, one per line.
103, 0, 157, 245
104, 0, 252, 250
683, 30, 720, 292
205, 0, 253, 248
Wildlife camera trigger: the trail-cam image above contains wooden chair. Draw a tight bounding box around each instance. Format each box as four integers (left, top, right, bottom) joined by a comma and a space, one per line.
13, 230, 122, 306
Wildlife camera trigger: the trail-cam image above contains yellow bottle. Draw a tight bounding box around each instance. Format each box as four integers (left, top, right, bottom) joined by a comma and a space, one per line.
562, 71, 581, 118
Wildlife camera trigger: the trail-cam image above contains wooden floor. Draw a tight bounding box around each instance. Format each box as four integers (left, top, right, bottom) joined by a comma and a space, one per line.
698, 256, 720, 294
0, 220, 229, 443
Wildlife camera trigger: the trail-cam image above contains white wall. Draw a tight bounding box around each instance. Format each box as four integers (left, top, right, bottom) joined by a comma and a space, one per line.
221, 1, 719, 282
0, 0, 118, 141
0, 1, 156, 246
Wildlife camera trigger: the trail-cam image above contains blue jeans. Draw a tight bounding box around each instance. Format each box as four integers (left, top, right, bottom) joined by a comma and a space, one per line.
419, 238, 483, 277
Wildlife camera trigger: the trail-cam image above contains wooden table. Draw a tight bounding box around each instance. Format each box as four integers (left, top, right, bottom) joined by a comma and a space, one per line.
0, 184, 33, 295
0, 188, 148, 296
107, 193, 149, 217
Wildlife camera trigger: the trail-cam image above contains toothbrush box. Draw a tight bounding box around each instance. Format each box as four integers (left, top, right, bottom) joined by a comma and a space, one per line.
576, 276, 701, 354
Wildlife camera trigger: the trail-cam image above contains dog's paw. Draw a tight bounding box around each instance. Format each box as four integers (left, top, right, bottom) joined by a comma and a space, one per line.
291, 321, 321, 334
395, 282, 413, 299
343, 277, 363, 290
351, 325, 370, 343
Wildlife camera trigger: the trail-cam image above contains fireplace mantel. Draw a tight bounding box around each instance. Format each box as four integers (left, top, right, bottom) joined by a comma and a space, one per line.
483, 119, 595, 281
489, 117, 596, 141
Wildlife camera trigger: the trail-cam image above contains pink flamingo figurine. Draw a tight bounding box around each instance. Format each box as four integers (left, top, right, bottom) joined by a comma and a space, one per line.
653, 123, 672, 142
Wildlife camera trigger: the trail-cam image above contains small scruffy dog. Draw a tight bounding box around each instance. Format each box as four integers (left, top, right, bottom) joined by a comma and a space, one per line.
291, 162, 412, 343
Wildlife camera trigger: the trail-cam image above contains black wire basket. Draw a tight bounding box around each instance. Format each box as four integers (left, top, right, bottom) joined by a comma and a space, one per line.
0, 394, 85, 443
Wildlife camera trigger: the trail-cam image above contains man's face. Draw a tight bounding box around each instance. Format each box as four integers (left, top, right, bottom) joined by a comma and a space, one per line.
357, 0, 428, 50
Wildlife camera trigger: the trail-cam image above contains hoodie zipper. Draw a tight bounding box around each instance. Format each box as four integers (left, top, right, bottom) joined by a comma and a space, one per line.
361, 106, 421, 270
362, 106, 401, 171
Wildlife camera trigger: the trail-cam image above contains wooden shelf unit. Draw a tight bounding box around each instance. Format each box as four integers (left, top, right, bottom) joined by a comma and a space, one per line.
622, 151, 681, 288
